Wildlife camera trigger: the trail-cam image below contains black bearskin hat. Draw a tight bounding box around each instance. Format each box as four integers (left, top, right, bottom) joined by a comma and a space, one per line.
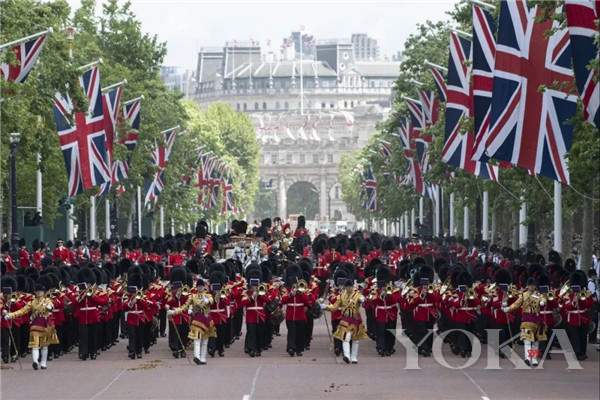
210, 270, 228, 286
77, 267, 96, 285
381, 237, 395, 252
128, 273, 143, 290
457, 271, 473, 287
170, 267, 187, 285
569, 270, 587, 287
297, 215, 306, 229
1, 275, 18, 293
494, 268, 512, 285
376, 266, 391, 287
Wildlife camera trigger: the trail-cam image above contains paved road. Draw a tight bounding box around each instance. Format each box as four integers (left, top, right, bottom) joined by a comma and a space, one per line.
1, 318, 598, 400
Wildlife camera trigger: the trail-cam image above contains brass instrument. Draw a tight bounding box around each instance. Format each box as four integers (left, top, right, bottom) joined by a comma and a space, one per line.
258, 283, 268, 297
580, 289, 591, 302
296, 279, 308, 294
467, 287, 476, 301
547, 290, 555, 302
427, 284, 435, 295
558, 281, 570, 298
219, 288, 229, 300
86, 284, 96, 297
181, 285, 190, 297
401, 279, 413, 297
135, 289, 143, 301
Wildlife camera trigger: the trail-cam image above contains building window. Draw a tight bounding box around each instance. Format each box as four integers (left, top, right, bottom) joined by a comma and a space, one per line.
313, 153, 319, 164
335, 186, 340, 199
243, 103, 247, 111
271, 153, 278, 165
299, 153, 305, 164
322, 102, 326, 109
286, 153, 292, 164
262, 102, 267, 110
254, 102, 259, 110
236, 103, 240, 111
275, 101, 280, 109
284, 101, 289, 110
344, 101, 348, 109
330, 103, 334, 109
327, 154, 333, 164
350, 101, 354, 108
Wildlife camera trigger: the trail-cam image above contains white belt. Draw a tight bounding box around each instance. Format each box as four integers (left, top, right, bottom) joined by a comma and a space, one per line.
80, 307, 97, 311
247, 307, 263, 311
52, 309, 62, 313
376, 305, 396, 310
459, 307, 477, 311
540, 310, 553, 315
210, 309, 226, 313
568, 310, 585, 314
128, 310, 143, 314
287, 303, 304, 307
418, 303, 433, 307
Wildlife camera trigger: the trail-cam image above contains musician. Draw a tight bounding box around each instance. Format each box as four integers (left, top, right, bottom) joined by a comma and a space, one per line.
1, 276, 24, 363
368, 266, 400, 356
208, 271, 230, 357
32, 240, 47, 270
168, 279, 216, 365
122, 274, 148, 359
240, 266, 269, 357
560, 270, 594, 361
72, 267, 106, 361
408, 266, 440, 357
504, 277, 546, 366
537, 274, 559, 359
488, 269, 517, 357
329, 269, 348, 356
322, 277, 367, 364
3, 275, 58, 370
446, 271, 479, 358
281, 264, 312, 357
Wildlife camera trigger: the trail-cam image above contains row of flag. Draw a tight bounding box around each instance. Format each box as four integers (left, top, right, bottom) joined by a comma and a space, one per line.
1, 28, 237, 213
194, 148, 237, 214
375, 0, 598, 206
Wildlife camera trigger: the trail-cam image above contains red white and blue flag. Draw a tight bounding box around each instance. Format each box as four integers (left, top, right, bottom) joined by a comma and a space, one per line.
53, 65, 111, 196
221, 177, 236, 214
484, 1, 577, 184
441, 31, 498, 181
418, 90, 439, 126
361, 165, 377, 211
1, 29, 50, 83
144, 127, 178, 205
565, 0, 599, 128
428, 64, 447, 103
97, 84, 124, 196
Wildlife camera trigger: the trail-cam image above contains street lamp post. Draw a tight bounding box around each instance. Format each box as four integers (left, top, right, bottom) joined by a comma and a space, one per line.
9, 132, 21, 252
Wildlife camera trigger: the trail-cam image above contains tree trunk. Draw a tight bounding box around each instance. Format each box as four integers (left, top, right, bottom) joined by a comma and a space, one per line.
581, 197, 593, 273
512, 210, 519, 250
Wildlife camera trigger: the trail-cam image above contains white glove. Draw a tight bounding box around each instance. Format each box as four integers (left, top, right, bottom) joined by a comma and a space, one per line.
188, 308, 193, 315
502, 307, 509, 313
166, 309, 175, 317
3, 312, 12, 320
319, 303, 328, 310
540, 301, 546, 307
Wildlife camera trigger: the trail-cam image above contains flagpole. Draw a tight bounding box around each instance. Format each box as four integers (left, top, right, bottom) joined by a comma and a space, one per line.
299, 27, 304, 116
101, 79, 127, 92
404, 212, 409, 238
66, 26, 75, 242
89, 195, 97, 240
0, 28, 53, 50
136, 186, 142, 236
449, 192, 455, 236
553, 181, 562, 253
434, 186, 441, 237
482, 191, 489, 241
160, 206, 165, 237
105, 199, 110, 239
519, 198, 527, 248
463, 205, 470, 240
411, 208, 416, 236
36, 152, 43, 235
123, 95, 144, 105
419, 197, 424, 228
170, 218, 175, 236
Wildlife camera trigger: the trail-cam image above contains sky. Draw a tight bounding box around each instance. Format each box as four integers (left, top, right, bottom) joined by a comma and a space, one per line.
66, 0, 459, 70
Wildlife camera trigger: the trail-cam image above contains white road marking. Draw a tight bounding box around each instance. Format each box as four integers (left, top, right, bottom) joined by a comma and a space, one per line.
242, 365, 262, 400
460, 369, 490, 400
89, 369, 126, 400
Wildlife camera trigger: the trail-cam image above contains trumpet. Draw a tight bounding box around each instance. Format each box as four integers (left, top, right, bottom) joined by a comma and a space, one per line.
257, 283, 268, 296
427, 284, 435, 295
181, 285, 190, 297
219, 288, 229, 299
135, 289, 144, 301
401, 279, 413, 297
558, 281, 570, 298
382, 282, 394, 299
467, 287, 476, 301
295, 280, 308, 294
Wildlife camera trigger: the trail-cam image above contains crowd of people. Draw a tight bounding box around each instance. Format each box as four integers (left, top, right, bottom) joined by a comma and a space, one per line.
1, 216, 598, 370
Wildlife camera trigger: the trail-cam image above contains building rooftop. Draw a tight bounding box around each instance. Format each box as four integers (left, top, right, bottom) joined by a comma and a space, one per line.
352, 62, 400, 78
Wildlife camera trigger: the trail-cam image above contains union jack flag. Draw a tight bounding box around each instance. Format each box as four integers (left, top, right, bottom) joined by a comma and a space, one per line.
565, 0, 599, 128
144, 170, 165, 206
361, 166, 377, 211
144, 127, 178, 205
53, 65, 111, 196
121, 98, 142, 152
221, 177, 236, 214
485, 1, 578, 184
471, 4, 497, 162
1, 30, 49, 83
394, 118, 425, 196
418, 90, 440, 126
379, 141, 393, 162
441, 31, 498, 181
429, 64, 447, 102
97, 84, 124, 196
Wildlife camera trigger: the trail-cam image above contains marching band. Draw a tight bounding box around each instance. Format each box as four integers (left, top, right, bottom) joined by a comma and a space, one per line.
1, 217, 598, 370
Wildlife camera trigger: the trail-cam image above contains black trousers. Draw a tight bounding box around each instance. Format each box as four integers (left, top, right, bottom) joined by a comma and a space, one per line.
209, 323, 227, 353
79, 324, 97, 358
128, 324, 143, 355
1, 327, 18, 359
566, 324, 588, 356
245, 323, 259, 353
413, 321, 434, 352
286, 320, 306, 353
159, 309, 167, 336
453, 322, 474, 354
376, 320, 397, 352
332, 319, 342, 353
142, 322, 152, 351
168, 322, 189, 352
366, 309, 376, 338
305, 315, 314, 348
19, 324, 29, 355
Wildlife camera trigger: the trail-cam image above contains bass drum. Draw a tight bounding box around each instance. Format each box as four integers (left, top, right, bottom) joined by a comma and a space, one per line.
270, 307, 284, 325
308, 302, 322, 319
